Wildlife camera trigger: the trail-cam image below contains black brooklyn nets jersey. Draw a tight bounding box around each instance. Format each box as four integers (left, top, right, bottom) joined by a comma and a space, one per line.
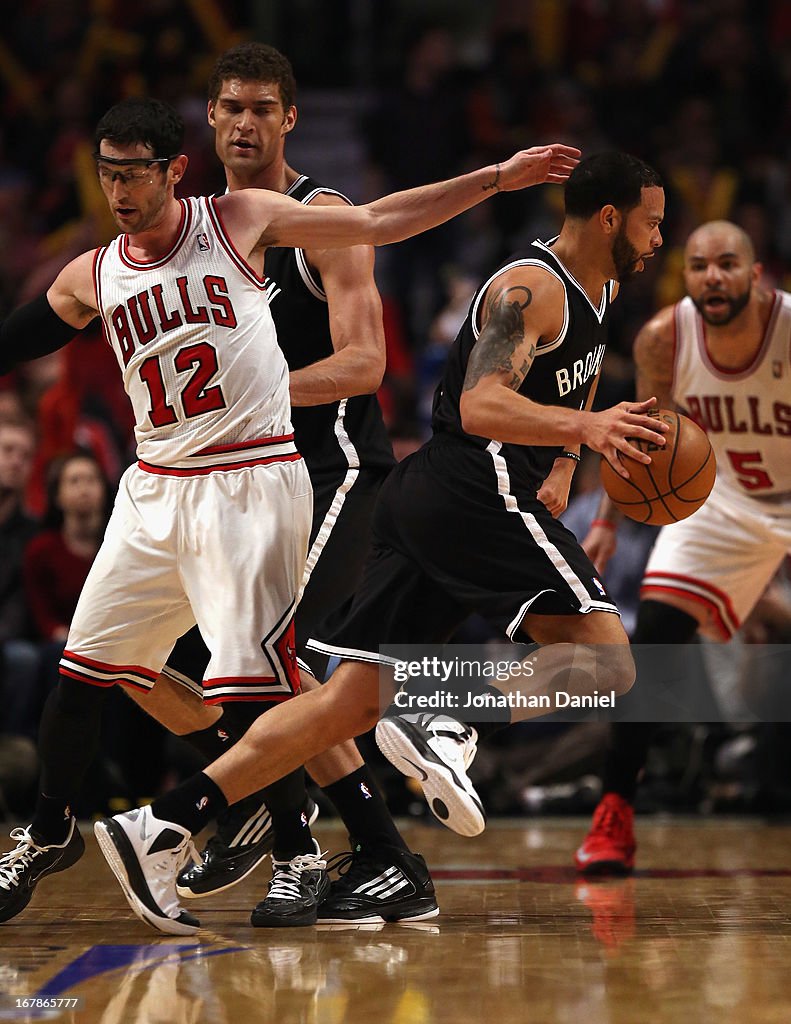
432, 238, 613, 489
263, 174, 395, 478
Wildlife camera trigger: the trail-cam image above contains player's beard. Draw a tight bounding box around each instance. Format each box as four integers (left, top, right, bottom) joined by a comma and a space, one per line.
611, 224, 643, 282
692, 286, 751, 325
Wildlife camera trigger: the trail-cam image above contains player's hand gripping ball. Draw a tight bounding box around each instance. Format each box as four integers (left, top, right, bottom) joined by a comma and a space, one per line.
600, 409, 716, 525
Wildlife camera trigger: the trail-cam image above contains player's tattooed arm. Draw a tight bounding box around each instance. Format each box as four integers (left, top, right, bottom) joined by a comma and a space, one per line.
633, 306, 676, 409
463, 286, 537, 393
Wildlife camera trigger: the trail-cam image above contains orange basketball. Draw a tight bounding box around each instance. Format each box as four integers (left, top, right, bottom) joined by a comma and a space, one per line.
600, 409, 716, 525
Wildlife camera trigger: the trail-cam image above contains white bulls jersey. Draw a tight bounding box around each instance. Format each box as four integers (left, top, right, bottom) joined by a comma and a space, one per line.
93, 196, 293, 469
673, 292, 791, 497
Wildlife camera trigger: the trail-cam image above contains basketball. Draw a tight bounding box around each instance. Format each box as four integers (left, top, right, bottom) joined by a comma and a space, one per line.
600, 409, 716, 525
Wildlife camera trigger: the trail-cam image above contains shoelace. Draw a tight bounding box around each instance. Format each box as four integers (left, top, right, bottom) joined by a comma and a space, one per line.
267, 851, 327, 902
0, 828, 44, 889
325, 847, 378, 890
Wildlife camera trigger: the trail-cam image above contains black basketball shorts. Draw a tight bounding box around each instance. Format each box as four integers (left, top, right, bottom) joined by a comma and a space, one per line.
307, 437, 619, 665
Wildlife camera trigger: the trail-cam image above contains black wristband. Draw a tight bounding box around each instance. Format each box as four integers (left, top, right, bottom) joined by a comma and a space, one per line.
555, 451, 581, 464
0, 294, 86, 375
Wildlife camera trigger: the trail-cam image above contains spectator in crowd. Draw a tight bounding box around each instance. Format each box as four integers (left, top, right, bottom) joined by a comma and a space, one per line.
24, 450, 110, 648
0, 419, 41, 740
0, 418, 40, 813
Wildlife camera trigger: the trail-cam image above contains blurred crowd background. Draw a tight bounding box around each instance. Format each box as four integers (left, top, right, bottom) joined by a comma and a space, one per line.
2, 0, 791, 822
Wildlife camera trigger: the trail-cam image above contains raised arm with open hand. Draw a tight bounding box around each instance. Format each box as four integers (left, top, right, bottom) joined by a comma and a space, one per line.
492, 144, 583, 191
230, 144, 582, 254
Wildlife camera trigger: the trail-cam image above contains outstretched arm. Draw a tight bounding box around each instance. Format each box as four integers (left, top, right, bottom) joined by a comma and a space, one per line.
219, 144, 581, 256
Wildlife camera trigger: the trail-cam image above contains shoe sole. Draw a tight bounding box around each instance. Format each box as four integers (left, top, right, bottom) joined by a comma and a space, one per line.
94, 820, 200, 936
575, 857, 634, 877
318, 902, 440, 925
250, 911, 319, 928
176, 800, 320, 900
375, 718, 485, 837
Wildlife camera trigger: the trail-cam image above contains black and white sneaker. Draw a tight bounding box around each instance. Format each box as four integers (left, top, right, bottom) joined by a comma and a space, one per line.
375, 713, 485, 837
250, 840, 330, 928
0, 818, 85, 923
318, 841, 439, 924
177, 795, 318, 899
94, 806, 200, 935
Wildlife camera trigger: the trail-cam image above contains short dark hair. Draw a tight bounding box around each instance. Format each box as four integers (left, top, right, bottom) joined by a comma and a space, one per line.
43, 450, 111, 531
94, 98, 184, 159
564, 152, 662, 220
207, 42, 296, 109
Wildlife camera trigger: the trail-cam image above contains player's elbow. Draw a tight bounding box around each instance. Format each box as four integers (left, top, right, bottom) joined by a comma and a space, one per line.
353, 347, 386, 394
365, 207, 409, 247
459, 389, 494, 438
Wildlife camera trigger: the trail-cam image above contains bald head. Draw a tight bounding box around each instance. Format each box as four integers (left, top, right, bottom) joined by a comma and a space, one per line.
684, 220, 755, 265
684, 220, 760, 326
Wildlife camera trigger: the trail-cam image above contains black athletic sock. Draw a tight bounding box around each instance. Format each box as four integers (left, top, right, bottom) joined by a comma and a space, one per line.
183, 718, 239, 765
31, 794, 74, 844
32, 674, 109, 842
217, 701, 269, 736
210, 702, 311, 841
264, 769, 315, 860
601, 600, 700, 802
323, 766, 408, 852
151, 772, 228, 835
601, 722, 656, 801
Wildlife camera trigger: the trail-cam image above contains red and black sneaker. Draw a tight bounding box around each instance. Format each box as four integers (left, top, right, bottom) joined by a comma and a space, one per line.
574, 793, 636, 875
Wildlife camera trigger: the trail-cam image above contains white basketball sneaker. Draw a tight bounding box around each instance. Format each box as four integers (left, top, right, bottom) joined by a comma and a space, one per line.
94, 805, 200, 935
375, 713, 485, 836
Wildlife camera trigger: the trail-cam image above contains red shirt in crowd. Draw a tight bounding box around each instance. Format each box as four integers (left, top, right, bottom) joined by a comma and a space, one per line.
23, 531, 94, 640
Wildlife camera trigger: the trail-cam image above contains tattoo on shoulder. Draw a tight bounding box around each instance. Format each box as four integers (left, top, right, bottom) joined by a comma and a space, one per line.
463, 285, 535, 391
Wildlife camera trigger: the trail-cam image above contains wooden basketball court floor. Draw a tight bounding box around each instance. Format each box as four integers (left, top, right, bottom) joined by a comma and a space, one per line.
0, 817, 789, 1023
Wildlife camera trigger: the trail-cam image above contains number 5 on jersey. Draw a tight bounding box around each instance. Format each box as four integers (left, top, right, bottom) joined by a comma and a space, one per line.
139, 342, 227, 427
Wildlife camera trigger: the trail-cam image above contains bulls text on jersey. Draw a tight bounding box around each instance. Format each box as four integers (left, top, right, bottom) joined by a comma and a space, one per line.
110, 275, 238, 367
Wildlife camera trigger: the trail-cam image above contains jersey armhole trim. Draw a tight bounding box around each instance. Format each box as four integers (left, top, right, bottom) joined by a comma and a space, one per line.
92, 246, 112, 347
294, 188, 355, 302
206, 196, 268, 291
471, 259, 569, 354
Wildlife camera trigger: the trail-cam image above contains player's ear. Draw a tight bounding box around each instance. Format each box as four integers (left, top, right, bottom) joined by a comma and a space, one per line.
168, 154, 189, 185
207, 100, 217, 129
752, 260, 763, 286
282, 105, 297, 136
599, 204, 619, 235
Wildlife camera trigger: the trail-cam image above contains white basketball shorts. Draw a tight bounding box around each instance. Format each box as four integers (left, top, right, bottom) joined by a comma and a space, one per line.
61, 457, 312, 702
641, 476, 791, 639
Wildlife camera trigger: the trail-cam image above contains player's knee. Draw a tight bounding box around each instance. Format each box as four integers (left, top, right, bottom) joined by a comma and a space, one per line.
323, 660, 382, 735
632, 599, 700, 645
603, 644, 636, 697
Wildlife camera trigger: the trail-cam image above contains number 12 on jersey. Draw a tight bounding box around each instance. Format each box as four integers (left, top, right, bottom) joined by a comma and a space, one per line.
139, 342, 227, 427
